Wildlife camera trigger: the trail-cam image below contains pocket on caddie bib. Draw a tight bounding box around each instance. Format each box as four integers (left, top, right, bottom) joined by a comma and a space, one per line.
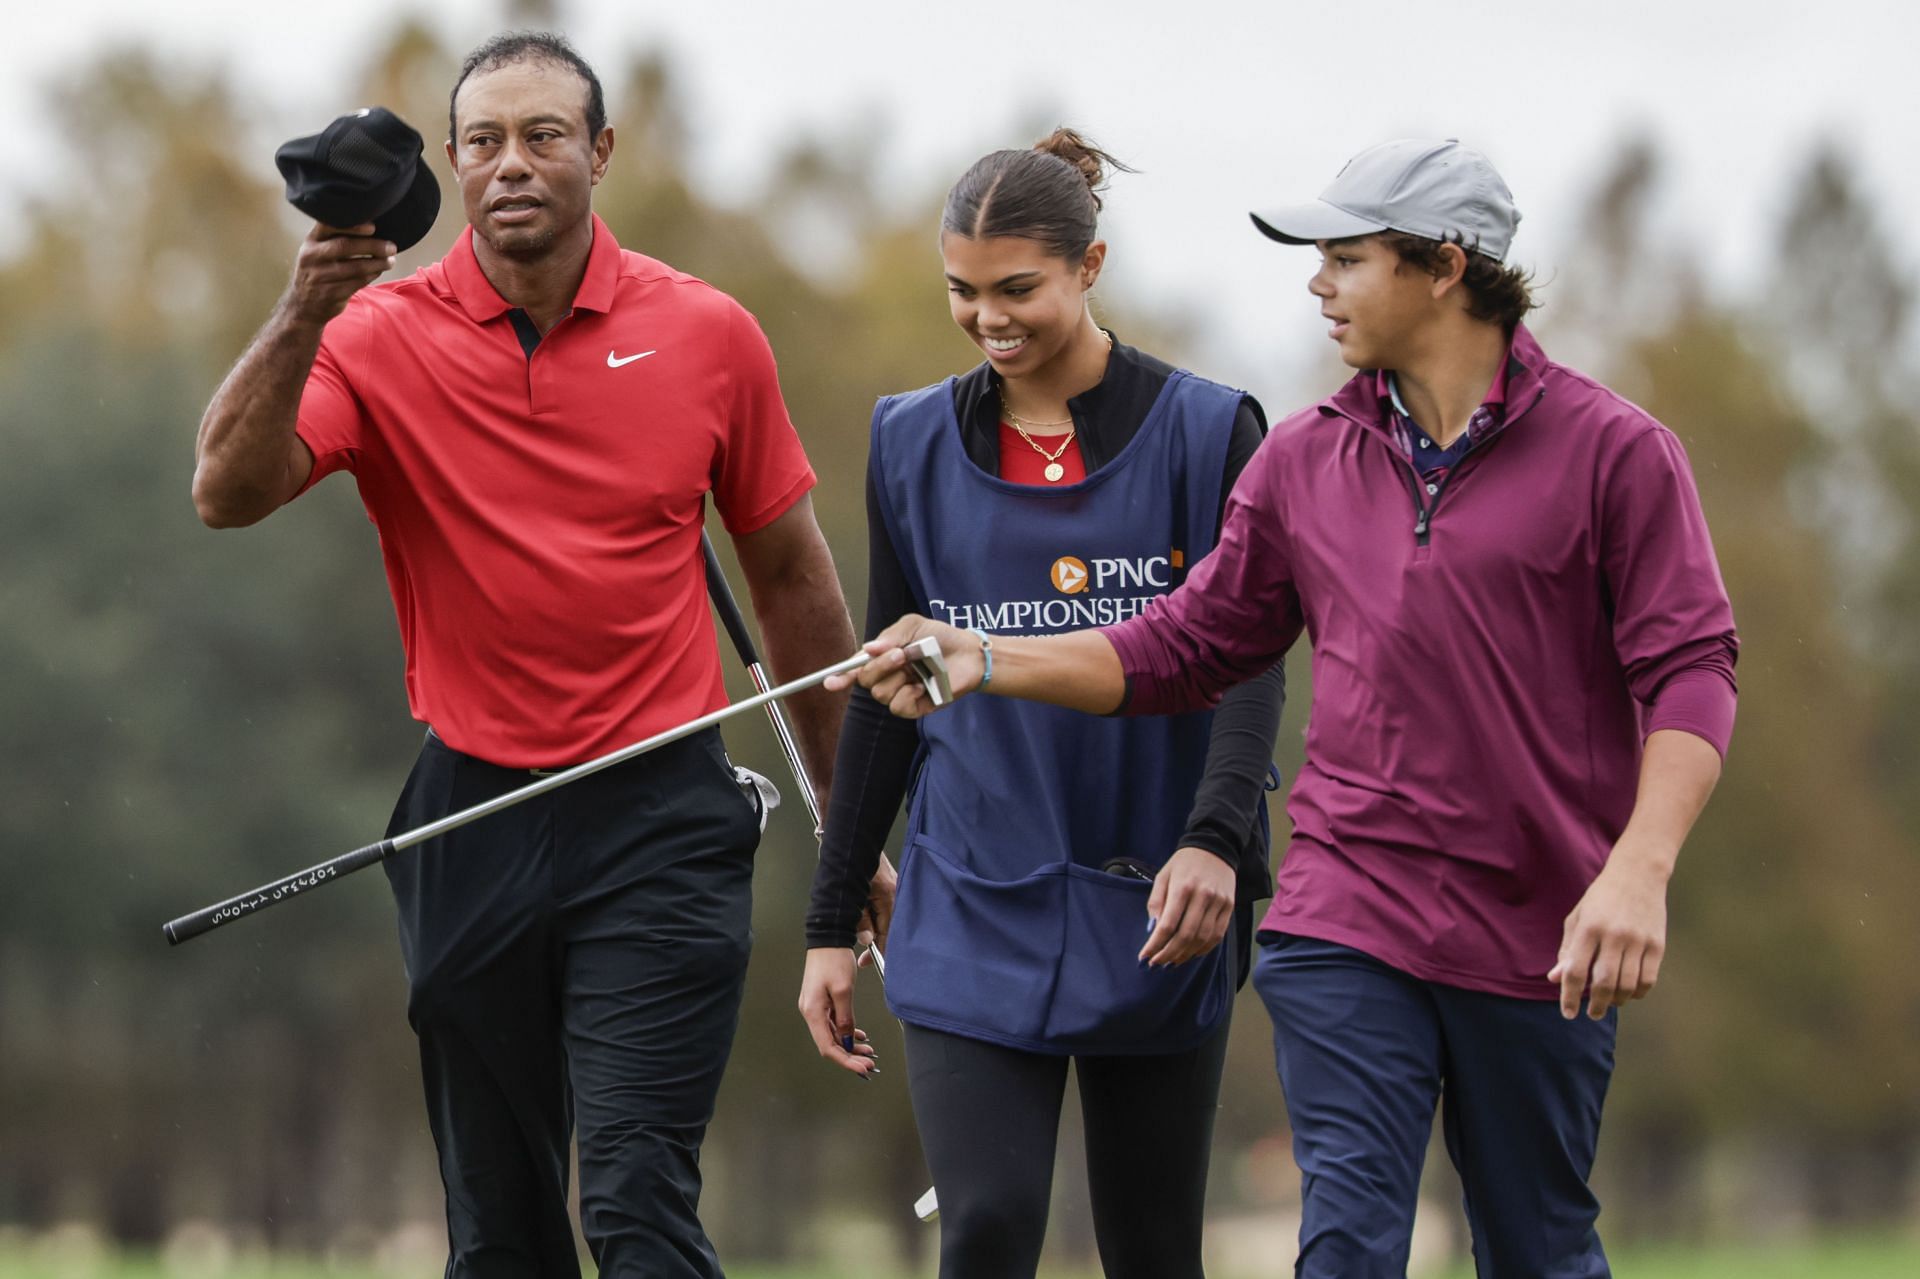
883, 834, 1065, 1045
886, 833, 1236, 1054
1043, 862, 1235, 1053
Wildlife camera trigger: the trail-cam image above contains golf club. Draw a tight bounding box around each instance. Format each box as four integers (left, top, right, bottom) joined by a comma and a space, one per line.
702, 533, 898, 965
698, 541, 940, 1220
160, 642, 950, 946
701, 533, 821, 833
858, 943, 940, 1221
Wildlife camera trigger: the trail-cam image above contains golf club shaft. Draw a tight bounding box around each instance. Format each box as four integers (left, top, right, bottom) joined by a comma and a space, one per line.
700, 534, 822, 830
856, 942, 936, 1218
163, 650, 871, 946
702, 544, 883, 963
694, 548, 934, 1216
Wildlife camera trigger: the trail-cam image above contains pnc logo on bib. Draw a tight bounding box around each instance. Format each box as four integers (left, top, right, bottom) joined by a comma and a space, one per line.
1050, 556, 1090, 595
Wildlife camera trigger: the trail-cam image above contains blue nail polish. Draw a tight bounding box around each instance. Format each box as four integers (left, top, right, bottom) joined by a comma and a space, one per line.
841, 1035, 855, 1054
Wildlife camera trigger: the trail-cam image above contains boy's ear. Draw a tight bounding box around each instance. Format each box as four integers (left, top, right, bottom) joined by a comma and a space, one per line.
1431, 241, 1471, 299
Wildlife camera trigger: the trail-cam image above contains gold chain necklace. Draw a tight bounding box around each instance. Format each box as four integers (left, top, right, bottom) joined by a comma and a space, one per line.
1003, 407, 1077, 482
1002, 403, 1075, 431
998, 329, 1110, 482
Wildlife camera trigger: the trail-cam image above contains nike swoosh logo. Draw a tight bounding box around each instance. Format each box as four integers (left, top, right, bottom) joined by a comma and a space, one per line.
607, 350, 657, 368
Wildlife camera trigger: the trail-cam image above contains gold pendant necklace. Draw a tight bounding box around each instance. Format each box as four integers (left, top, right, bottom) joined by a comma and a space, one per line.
1003, 398, 1076, 482
997, 329, 1108, 482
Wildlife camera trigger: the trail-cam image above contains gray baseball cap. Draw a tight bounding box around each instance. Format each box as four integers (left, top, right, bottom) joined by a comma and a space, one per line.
1250, 138, 1521, 261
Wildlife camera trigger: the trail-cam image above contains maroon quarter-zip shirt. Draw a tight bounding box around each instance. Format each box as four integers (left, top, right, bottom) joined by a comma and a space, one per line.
1103, 326, 1738, 998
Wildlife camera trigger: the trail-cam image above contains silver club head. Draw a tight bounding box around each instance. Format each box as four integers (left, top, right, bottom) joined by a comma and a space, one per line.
904, 635, 953, 707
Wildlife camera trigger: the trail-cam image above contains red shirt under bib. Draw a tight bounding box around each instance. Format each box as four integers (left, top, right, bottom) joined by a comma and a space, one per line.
997, 420, 1086, 484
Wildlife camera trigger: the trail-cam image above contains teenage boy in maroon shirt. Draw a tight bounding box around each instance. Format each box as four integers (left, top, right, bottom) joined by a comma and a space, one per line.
834, 139, 1737, 1277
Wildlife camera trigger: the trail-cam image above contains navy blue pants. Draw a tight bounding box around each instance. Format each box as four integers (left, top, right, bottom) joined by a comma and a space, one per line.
1253, 934, 1617, 1279
383, 727, 762, 1279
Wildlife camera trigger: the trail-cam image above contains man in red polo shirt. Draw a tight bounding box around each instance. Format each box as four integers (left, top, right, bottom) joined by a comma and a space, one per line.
192, 32, 860, 1279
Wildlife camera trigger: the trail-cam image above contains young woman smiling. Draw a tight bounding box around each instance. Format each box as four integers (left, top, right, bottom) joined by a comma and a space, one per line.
797, 130, 1287, 1279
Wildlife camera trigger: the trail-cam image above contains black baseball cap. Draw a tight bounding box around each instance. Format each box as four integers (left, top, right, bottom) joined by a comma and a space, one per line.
275, 107, 441, 250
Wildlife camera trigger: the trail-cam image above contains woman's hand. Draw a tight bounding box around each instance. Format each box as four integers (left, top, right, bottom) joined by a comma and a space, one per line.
1139, 847, 1237, 966
799, 947, 881, 1078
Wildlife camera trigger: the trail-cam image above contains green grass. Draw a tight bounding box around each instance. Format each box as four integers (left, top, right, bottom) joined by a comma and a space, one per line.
0, 1260, 344, 1279
2, 1237, 1914, 1278
0, 1255, 1073, 1279
0, 1252, 1005, 1279
1431, 1235, 1920, 1279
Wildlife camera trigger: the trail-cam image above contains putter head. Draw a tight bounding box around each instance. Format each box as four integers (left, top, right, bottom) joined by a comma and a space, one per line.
904, 636, 953, 707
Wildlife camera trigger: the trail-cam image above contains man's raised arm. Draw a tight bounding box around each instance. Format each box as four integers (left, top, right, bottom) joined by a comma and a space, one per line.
193, 222, 395, 527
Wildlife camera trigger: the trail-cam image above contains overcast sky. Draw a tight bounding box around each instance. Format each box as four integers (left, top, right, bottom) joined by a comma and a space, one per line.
11, 0, 1918, 394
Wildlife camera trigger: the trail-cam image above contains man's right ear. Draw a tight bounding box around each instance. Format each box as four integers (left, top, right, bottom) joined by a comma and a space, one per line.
590, 127, 615, 184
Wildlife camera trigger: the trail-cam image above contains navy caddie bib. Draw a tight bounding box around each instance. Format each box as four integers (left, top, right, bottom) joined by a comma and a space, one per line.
873, 369, 1244, 1055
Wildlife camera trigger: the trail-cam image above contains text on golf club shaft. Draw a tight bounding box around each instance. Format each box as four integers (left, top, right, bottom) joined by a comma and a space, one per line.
209, 865, 340, 923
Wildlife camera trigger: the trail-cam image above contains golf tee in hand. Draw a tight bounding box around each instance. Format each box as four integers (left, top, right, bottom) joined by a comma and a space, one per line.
799, 947, 881, 1079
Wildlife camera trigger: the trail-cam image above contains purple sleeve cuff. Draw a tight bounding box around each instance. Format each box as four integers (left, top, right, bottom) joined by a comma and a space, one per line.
1645, 662, 1738, 759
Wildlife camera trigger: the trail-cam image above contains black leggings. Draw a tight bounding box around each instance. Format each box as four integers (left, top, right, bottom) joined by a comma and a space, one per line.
903, 1017, 1232, 1279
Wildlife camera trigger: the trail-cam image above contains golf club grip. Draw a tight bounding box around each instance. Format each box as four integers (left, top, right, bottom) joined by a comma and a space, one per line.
701, 534, 762, 667
162, 838, 396, 945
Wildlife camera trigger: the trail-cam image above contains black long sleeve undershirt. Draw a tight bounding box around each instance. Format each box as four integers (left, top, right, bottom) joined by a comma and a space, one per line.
805, 338, 1287, 949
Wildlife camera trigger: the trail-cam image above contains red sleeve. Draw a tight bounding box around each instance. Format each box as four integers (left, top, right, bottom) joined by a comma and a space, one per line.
1600, 427, 1740, 757
291, 304, 372, 497
711, 301, 816, 534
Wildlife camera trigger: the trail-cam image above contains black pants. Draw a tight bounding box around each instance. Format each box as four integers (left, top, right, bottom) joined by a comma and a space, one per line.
383, 727, 762, 1279
903, 1015, 1232, 1279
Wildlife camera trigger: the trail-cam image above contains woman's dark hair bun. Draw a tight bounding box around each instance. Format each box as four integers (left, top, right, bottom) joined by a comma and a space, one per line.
1032, 127, 1126, 211
943, 126, 1134, 260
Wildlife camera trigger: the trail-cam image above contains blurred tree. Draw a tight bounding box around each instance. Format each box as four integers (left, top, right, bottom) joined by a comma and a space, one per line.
1530, 142, 1920, 1239
1767, 144, 1914, 412
0, 50, 294, 367
0, 31, 471, 1252
507, 0, 565, 27
1761, 146, 1920, 834
1535, 135, 1697, 381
